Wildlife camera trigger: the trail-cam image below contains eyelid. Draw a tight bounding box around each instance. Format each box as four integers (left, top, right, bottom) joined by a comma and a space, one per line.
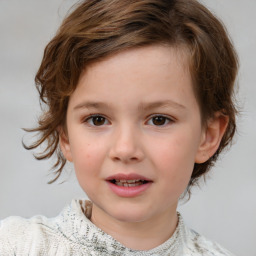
146, 114, 175, 126
83, 114, 111, 126
81, 113, 175, 126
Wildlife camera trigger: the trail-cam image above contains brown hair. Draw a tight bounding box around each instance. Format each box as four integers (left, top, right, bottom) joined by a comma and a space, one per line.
25, 0, 238, 192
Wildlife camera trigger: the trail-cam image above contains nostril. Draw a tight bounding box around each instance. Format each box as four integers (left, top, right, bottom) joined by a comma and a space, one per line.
111, 155, 139, 162
108, 140, 144, 163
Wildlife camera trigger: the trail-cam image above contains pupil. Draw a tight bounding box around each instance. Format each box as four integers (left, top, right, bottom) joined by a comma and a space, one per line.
93, 116, 105, 126
153, 116, 166, 125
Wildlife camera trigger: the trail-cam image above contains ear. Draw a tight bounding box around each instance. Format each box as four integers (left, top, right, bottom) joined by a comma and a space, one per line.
59, 127, 73, 162
195, 112, 229, 163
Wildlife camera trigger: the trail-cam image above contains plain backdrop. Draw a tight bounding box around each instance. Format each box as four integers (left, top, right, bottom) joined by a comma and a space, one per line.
0, 1, 255, 255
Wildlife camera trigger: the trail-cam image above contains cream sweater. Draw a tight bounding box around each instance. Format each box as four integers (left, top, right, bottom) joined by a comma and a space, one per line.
0, 199, 234, 255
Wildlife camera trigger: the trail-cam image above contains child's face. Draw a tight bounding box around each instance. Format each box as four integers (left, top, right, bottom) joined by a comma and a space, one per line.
61, 45, 208, 224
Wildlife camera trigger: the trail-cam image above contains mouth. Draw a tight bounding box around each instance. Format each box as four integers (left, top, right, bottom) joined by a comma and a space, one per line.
106, 173, 152, 197
109, 179, 149, 187
106, 173, 152, 187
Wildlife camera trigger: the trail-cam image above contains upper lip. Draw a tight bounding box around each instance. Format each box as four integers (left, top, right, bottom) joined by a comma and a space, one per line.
106, 173, 152, 182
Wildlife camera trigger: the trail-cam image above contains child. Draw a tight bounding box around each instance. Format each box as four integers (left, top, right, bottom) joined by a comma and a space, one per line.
0, 0, 238, 255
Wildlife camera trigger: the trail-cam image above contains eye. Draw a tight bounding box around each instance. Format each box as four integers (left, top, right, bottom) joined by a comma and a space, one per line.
147, 115, 172, 126
85, 115, 109, 126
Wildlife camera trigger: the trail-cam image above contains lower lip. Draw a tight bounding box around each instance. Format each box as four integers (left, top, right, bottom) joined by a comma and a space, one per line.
106, 181, 152, 197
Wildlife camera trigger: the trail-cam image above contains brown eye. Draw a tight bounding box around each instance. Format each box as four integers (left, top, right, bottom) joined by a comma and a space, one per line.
149, 116, 171, 126
93, 116, 105, 126
86, 115, 108, 126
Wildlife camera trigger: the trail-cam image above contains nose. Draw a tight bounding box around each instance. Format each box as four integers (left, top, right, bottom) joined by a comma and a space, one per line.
108, 125, 145, 163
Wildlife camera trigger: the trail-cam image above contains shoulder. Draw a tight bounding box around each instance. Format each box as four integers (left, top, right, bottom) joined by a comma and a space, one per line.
182, 226, 235, 256
0, 214, 61, 254
0, 201, 88, 255
0, 214, 52, 237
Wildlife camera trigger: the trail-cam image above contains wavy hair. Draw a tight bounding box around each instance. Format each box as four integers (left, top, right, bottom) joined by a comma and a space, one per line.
24, 0, 238, 193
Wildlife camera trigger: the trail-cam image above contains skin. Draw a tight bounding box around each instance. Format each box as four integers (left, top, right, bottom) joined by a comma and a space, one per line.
60, 45, 228, 250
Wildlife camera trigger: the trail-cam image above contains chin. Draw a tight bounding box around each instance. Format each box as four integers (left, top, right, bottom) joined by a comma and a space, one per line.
108, 206, 151, 223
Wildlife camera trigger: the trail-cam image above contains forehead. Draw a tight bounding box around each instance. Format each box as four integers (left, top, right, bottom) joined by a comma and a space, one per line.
78, 44, 191, 89
68, 45, 199, 116
96, 44, 188, 68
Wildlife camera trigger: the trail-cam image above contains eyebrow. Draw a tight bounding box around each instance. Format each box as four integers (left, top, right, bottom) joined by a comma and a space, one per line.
73, 100, 186, 111
138, 100, 186, 111
73, 101, 111, 110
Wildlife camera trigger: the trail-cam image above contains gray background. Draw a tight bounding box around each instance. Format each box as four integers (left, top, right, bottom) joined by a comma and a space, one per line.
0, 1, 255, 255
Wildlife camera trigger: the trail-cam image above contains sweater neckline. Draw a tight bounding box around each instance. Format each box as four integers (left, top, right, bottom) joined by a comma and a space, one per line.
54, 199, 185, 255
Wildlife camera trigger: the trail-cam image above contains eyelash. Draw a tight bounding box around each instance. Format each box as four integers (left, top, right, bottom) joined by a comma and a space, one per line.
147, 114, 173, 126
83, 114, 174, 127
84, 114, 110, 126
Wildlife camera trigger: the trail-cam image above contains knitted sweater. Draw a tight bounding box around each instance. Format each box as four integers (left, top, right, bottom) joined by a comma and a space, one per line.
0, 199, 234, 256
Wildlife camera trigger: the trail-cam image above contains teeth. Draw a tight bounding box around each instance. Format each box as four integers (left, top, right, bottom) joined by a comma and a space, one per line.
114, 179, 145, 187
127, 179, 141, 183
117, 179, 141, 183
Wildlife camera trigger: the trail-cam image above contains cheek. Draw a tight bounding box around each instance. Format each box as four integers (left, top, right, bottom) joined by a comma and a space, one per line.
154, 144, 194, 198
70, 140, 106, 176
70, 141, 107, 197
150, 134, 197, 183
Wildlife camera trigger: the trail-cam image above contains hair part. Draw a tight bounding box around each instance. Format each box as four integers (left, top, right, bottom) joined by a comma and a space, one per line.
24, 0, 239, 194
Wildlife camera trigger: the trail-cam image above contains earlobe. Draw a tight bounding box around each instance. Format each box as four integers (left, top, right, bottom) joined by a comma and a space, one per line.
195, 113, 229, 164
59, 128, 73, 162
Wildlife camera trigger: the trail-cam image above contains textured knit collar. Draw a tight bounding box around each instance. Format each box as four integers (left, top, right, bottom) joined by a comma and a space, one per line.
53, 199, 185, 255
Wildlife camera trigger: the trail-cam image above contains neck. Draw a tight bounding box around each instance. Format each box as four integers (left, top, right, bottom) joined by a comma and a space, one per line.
90, 204, 178, 251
